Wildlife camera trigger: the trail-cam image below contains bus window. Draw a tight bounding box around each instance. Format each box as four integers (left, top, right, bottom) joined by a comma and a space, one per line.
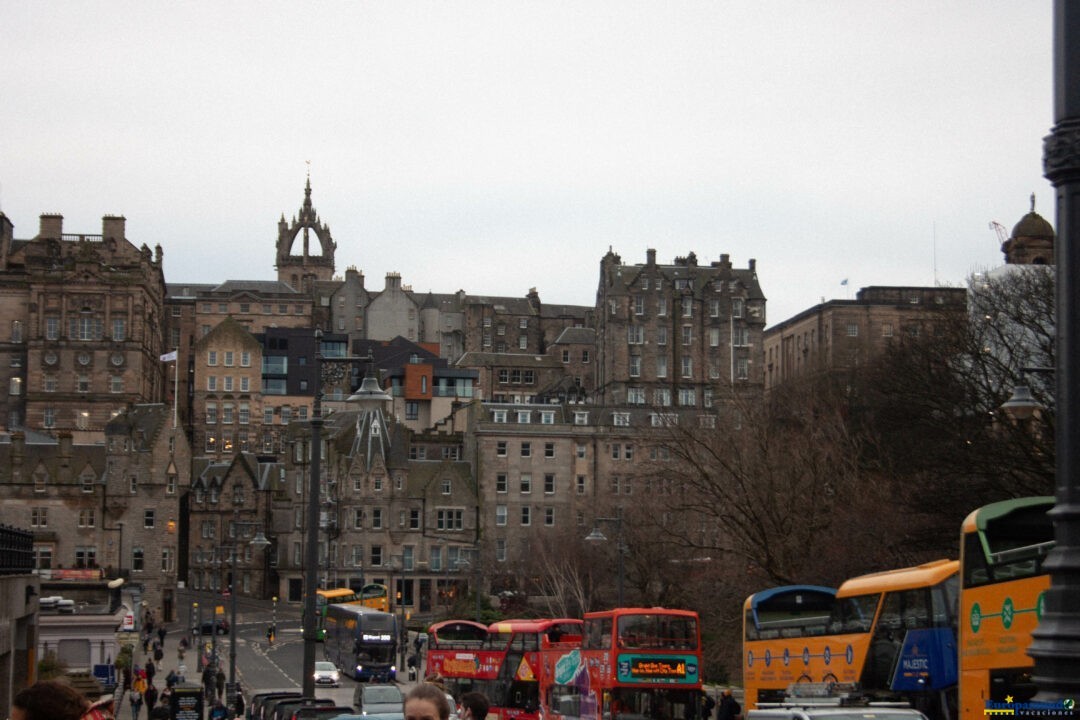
828, 593, 878, 633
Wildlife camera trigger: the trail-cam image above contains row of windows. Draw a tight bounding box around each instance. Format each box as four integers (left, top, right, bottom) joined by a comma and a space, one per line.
207, 350, 252, 367
20, 375, 127, 395
627, 356, 750, 382
482, 317, 529, 330
497, 369, 537, 385
495, 440, 566, 458
495, 505, 558, 527
34, 317, 129, 342
277, 542, 472, 573
200, 302, 306, 315
31, 545, 175, 573
205, 404, 308, 425
627, 325, 751, 346
407, 445, 463, 461
624, 386, 718, 407
490, 409, 558, 424
482, 334, 530, 350
205, 376, 255, 392
31, 508, 161, 529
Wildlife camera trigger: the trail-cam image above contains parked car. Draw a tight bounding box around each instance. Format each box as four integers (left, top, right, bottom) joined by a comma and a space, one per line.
353, 684, 403, 715
248, 691, 301, 720
293, 707, 354, 720
199, 618, 230, 635
313, 661, 340, 688
272, 698, 334, 720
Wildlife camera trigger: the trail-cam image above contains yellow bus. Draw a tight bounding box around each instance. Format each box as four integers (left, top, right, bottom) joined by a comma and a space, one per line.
310, 587, 361, 640
744, 559, 959, 719
958, 496, 1053, 717
359, 582, 390, 612
742, 585, 837, 708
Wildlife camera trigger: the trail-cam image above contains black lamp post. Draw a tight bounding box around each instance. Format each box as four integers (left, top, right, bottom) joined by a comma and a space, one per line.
301, 331, 391, 699
228, 514, 269, 708
585, 508, 625, 607
1029, 0, 1080, 697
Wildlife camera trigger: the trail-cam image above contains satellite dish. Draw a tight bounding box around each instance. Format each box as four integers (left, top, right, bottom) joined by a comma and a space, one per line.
107, 578, 125, 589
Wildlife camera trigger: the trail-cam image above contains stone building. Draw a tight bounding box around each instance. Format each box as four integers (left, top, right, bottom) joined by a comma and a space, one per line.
270, 399, 480, 614
0, 404, 188, 623
0, 213, 167, 438
762, 285, 969, 392
186, 452, 279, 600
594, 249, 767, 410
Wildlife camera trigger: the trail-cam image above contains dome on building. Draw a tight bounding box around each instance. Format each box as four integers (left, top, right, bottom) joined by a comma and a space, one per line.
1003, 194, 1055, 265
1011, 208, 1055, 240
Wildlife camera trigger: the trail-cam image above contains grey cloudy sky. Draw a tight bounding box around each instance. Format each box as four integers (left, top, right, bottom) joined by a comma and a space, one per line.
1, 2, 1054, 326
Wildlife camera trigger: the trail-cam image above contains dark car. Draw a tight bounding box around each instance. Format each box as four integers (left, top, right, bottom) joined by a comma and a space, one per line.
293, 707, 354, 720
199, 618, 231, 635
272, 698, 335, 720
353, 684, 403, 715
249, 692, 301, 720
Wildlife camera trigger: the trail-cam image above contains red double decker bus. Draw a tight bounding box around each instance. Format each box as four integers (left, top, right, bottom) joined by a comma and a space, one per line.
426, 620, 501, 698
485, 618, 585, 720
545, 608, 703, 720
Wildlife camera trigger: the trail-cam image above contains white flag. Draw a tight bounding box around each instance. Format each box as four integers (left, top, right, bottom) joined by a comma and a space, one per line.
160, 350, 178, 362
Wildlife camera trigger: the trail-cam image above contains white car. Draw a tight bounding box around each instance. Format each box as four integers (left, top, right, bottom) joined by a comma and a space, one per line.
314, 661, 341, 687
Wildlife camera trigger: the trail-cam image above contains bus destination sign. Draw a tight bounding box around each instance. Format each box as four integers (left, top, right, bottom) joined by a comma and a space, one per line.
618, 655, 699, 684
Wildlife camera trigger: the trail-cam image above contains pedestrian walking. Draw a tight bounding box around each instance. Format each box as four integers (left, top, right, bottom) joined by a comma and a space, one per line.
234, 691, 246, 720
144, 684, 158, 713
129, 689, 143, 720
215, 667, 226, 701
145, 659, 156, 686
716, 690, 740, 720
700, 691, 715, 720
202, 666, 215, 703
157, 626, 166, 645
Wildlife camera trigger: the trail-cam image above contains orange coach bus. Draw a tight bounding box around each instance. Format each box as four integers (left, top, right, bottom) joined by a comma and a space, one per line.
545, 608, 703, 720
744, 560, 960, 720
741, 585, 837, 709
958, 496, 1053, 717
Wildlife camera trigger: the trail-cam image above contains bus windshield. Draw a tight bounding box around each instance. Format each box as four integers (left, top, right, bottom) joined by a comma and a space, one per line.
616, 613, 698, 651
828, 593, 879, 633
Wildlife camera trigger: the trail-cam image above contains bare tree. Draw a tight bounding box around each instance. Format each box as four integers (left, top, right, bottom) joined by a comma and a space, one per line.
854, 266, 1055, 552
636, 374, 896, 589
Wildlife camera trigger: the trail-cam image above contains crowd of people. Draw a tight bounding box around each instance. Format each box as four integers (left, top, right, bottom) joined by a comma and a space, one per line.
13, 646, 740, 720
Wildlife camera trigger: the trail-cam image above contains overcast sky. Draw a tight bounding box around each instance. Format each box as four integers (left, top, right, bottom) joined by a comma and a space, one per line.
1, 2, 1055, 326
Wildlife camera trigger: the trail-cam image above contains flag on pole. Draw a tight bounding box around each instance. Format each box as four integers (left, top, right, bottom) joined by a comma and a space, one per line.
160, 350, 178, 362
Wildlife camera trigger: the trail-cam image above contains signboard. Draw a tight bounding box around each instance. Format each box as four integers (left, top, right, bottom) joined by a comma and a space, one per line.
616, 654, 700, 685
170, 683, 203, 720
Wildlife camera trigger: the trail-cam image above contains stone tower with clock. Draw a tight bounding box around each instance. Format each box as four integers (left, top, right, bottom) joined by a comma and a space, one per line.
0, 213, 167, 439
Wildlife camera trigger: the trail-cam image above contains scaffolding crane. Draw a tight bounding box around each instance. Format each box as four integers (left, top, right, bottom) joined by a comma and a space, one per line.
990, 220, 1009, 247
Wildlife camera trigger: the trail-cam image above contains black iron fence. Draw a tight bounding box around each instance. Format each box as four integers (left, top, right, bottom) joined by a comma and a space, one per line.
0, 524, 34, 575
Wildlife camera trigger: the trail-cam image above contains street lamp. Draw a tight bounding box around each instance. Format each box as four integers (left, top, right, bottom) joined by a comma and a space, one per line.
228, 515, 270, 709
1029, 0, 1080, 696
585, 508, 625, 607
302, 332, 391, 699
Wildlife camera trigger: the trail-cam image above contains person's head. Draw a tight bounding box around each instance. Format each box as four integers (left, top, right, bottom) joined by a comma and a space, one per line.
722, 690, 732, 698
405, 683, 452, 720
12, 679, 90, 720
459, 692, 489, 720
